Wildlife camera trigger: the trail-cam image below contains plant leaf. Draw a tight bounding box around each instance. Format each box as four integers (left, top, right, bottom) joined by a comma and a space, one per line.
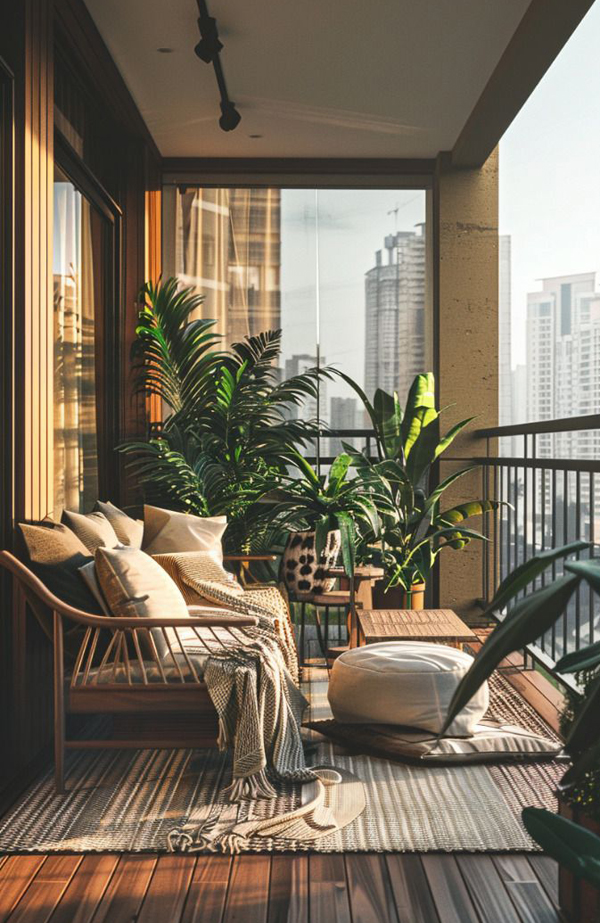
521, 808, 600, 889
439, 574, 581, 736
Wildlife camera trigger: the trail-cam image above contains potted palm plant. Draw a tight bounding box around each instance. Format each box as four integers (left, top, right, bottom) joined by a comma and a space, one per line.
338, 371, 501, 608
439, 542, 600, 922
120, 278, 330, 553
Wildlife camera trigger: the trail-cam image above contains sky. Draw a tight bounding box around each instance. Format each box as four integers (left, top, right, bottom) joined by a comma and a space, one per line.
499, 0, 600, 369
280, 188, 426, 407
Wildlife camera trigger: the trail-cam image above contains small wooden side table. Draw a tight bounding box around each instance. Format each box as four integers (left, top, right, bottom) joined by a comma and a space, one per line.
357, 608, 477, 649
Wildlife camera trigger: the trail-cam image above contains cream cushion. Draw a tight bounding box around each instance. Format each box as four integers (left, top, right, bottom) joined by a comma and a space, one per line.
94, 501, 144, 548
328, 642, 489, 737
142, 505, 227, 562
95, 545, 190, 658
62, 510, 120, 554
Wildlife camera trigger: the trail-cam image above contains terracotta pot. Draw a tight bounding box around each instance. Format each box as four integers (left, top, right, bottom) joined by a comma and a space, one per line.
558, 797, 600, 922
281, 529, 341, 598
372, 580, 426, 610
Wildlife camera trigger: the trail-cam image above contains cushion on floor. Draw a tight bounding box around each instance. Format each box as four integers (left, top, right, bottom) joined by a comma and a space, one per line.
327, 641, 489, 737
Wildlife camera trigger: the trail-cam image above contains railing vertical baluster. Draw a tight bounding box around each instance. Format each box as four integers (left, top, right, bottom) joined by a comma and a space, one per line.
551, 468, 557, 662
563, 469, 569, 657
575, 470, 581, 650
523, 434, 529, 582
591, 471, 596, 646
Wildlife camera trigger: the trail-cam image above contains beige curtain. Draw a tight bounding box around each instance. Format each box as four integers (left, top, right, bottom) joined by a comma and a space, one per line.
53, 180, 99, 516
176, 187, 281, 348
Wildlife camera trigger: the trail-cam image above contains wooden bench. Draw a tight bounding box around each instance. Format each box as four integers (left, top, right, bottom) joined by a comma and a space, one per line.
0, 550, 259, 794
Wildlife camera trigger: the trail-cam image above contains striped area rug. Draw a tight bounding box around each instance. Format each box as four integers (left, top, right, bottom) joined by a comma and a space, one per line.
0, 674, 563, 853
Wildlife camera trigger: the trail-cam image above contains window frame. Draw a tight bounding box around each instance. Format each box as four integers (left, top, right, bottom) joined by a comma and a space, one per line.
53, 129, 123, 503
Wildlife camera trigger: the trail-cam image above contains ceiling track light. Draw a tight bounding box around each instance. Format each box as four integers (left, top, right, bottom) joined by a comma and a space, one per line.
194, 0, 241, 132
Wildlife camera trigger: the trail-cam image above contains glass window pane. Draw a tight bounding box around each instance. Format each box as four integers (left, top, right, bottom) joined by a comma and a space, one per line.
168, 184, 428, 465
53, 166, 101, 514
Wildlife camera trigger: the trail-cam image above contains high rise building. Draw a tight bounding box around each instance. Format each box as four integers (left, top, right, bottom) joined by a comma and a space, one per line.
284, 354, 326, 425
364, 227, 426, 405
526, 273, 597, 457
329, 396, 358, 456
176, 187, 281, 347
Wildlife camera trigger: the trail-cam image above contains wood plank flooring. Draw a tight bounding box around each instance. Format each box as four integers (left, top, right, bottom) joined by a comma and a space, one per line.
0, 663, 565, 922
0, 853, 561, 923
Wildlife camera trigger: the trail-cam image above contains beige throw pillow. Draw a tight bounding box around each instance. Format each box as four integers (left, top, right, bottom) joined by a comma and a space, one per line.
95, 546, 190, 659
62, 510, 120, 554
94, 501, 144, 549
142, 505, 227, 562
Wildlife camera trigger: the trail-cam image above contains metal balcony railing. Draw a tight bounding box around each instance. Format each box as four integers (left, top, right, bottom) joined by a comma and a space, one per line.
466, 414, 600, 686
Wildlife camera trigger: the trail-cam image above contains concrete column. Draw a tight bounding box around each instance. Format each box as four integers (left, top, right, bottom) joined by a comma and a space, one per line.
430, 149, 499, 622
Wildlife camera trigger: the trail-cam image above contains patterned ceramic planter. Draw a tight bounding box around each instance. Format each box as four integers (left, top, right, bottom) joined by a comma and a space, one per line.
281, 529, 341, 598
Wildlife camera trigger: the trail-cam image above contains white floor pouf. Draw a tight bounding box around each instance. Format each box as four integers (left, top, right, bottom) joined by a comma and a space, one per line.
328, 641, 489, 736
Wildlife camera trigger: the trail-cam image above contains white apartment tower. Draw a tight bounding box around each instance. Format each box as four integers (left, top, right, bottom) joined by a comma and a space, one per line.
364, 227, 426, 402
526, 272, 598, 459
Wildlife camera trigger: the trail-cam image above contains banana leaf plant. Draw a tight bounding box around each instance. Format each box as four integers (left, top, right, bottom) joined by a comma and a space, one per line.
120, 278, 331, 551
439, 540, 600, 886
336, 370, 502, 591
260, 452, 386, 579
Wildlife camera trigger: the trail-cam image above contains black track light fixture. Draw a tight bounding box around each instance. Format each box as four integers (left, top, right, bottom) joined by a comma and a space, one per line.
194, 11, 222, 63
194, 0, 241, 132
219, 99, 242, 132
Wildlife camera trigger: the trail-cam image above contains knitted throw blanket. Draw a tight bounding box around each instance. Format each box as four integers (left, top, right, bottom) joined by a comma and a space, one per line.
154, 552, 314, 799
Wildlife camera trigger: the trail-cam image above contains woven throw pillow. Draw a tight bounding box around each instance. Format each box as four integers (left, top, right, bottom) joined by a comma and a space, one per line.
95, 545, 190, 659
305, 718, 563, 764
19, 521, 102, 614
94, 501, 144, 549
142, 505, 227, 562
62, 510, 120, 554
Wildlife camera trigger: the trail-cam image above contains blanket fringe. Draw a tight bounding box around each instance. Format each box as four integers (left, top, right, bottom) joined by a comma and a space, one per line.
222, 769, 277, 801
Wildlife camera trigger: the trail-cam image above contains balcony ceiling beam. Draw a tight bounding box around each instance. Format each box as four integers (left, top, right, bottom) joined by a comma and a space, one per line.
452, 0, 596, 169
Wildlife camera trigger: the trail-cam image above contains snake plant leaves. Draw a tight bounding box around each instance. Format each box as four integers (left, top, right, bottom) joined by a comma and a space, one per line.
328, 454, 352, 493
439, 574, 580, 736
522, 808, 600, 889
483, 541, 590, 617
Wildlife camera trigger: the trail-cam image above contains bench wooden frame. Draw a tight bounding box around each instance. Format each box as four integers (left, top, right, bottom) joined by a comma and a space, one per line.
0, 551, 259, 794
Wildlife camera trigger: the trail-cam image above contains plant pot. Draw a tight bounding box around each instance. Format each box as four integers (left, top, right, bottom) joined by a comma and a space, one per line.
281, 529, 341, 598
372, 580, 426, 610
558, 796, 600, 922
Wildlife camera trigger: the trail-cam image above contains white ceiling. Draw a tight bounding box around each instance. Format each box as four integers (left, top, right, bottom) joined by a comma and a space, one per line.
84, 0, 531, 159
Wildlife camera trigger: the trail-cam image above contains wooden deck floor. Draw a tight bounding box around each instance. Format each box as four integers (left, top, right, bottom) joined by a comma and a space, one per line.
0, 662, 566, 922
0, 851, 561, 922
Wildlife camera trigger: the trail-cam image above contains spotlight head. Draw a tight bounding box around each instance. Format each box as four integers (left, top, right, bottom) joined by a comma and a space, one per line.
194, 15, 223, 63
219, 100, 241, 132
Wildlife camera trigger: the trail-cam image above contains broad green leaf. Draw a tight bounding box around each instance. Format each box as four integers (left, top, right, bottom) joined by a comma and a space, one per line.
436, 499, 501, 525
565, 558, 600, 594
401, 372, 436, 458
522, 808, 600, 889
485, 541, 590, 616
405, 414, 440, 486
440, 574, 580, 736
423, 466, 481, 515
433, 417, 476, 461
328, 454, 352, 493
556, 639, 600, 674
